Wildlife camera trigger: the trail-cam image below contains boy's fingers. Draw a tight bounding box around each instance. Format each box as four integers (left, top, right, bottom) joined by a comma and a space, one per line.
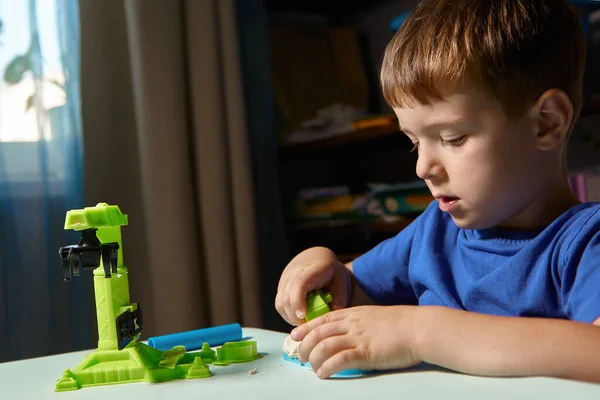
308, 335, 353, 372
289, 264, 324, 319
277, 280, 302, 326
275, 277, 303, 326
277, 265, 293, 293
289, 281, 312, 320
297, 319, 348, 364
286, 305, 307, 326
291, 309, 347, 341
274, 292, 284, 315
317, 349, 362, 379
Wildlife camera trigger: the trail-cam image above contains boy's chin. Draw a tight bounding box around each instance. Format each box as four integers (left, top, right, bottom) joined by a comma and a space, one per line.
449, 214, 489, 230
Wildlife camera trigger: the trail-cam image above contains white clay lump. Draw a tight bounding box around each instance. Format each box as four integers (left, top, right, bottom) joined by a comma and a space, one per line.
282, 334, 301, 359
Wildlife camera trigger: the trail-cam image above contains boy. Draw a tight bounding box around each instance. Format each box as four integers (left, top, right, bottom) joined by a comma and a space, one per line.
275, 0, 600, 382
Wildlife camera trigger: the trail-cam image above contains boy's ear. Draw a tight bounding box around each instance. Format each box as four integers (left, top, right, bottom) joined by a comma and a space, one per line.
531, 89, 573, 151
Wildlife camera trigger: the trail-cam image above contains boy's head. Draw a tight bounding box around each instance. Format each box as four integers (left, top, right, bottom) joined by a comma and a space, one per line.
381, 0, 585, 125
381, 0, 585, 230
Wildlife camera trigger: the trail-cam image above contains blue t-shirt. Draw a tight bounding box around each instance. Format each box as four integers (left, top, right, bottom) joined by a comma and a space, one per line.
353, 201, 600, 323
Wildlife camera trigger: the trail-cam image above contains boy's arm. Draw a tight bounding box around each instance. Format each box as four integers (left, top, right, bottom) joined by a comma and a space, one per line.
415, 306, 600, 383
344, 261, 375, 307
414, 210, 600, 382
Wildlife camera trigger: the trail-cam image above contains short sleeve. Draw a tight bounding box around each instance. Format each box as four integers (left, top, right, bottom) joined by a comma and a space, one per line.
351, 202, 439, 305
561, 210, 600, 323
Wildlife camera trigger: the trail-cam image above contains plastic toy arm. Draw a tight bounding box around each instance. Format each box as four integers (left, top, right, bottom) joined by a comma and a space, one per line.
59, 229, 119, 281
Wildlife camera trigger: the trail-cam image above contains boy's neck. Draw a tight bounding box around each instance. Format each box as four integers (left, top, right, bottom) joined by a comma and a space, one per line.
497, 178, 580, 231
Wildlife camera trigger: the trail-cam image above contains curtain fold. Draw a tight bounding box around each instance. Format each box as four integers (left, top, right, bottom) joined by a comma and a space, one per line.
183, 0, 261, 327
81, 0, 263, 338
216, 0, 262, 327
235, 0, 292, 332
123, 0, 207, 333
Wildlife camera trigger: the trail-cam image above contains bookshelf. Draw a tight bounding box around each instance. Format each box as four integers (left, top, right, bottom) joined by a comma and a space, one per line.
279, 123, 403, 154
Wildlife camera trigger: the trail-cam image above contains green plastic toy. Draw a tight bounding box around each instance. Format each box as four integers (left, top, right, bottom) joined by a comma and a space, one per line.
216, 341, 259, 364
197, 342, 217, 363
55, 204, 211, 392
305, 290, 333, 322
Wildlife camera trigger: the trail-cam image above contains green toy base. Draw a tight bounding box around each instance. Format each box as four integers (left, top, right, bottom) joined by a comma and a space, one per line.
55, 342, 211, 392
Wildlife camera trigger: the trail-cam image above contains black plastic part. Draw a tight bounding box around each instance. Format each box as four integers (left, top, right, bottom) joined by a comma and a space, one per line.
115, 303, 143, 350
58, 228, 120, 281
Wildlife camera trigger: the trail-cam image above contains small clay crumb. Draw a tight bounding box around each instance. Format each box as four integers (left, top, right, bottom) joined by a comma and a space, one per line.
249, 368, 259, 375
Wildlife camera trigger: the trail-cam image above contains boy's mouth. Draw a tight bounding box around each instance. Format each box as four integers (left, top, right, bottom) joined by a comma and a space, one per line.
435, 196, 460, 212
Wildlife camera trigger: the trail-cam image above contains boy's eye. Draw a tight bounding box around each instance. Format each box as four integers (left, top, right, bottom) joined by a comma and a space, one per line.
441, 135, 467, 147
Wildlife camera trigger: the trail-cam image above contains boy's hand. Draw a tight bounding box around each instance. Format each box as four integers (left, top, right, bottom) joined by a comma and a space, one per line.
291, 305, 421, 378
275, 247, 351, 326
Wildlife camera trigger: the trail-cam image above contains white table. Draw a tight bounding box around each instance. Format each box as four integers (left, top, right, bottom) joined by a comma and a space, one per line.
2, 328, 600, 399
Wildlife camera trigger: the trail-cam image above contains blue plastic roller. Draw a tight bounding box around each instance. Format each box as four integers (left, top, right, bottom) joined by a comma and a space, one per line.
148, 323, 243, 351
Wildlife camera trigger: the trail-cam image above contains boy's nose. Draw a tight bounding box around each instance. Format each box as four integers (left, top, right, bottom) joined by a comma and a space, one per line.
416, 150, 444, 181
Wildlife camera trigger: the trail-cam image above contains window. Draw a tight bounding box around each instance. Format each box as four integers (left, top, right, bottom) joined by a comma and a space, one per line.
0, 0, 65, 142
0, 0, 73, 188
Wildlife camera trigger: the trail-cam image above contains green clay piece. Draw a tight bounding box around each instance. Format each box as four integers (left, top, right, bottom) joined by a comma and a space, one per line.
159, 346, 186, 369
216, 341, 258, 363
196, 342, 216, 363
305, 289, 333, 322
186, 356, 211, 379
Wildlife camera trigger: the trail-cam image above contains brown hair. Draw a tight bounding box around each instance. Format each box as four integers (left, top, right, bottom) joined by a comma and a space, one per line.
381, 0, 586, 123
